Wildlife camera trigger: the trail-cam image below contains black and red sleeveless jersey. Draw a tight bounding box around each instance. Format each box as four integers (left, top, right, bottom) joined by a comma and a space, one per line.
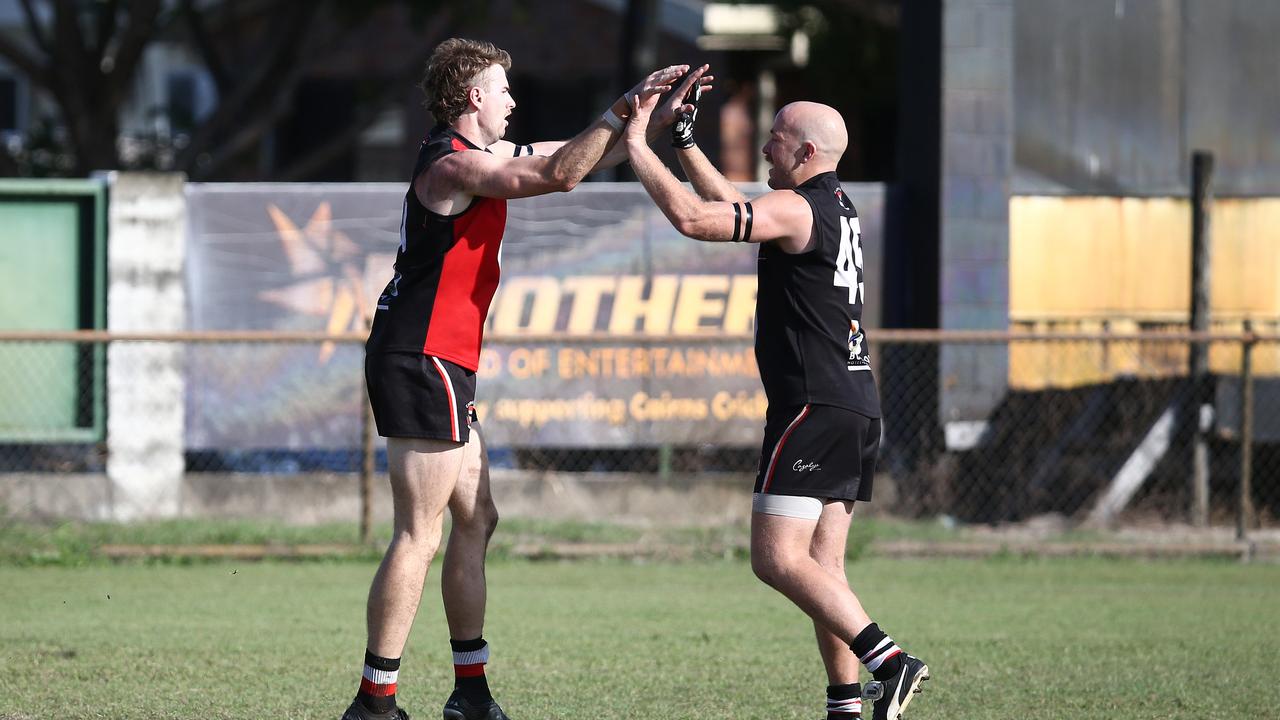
754, 172, 881, 418
366, 125, 506, 371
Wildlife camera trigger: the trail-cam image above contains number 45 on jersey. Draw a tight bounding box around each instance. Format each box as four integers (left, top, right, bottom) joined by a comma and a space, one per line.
834, 215, 864, 305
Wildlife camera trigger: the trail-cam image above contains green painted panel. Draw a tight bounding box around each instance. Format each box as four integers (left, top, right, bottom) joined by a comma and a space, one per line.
0, 201, 81, 434
0, 203, 80, 328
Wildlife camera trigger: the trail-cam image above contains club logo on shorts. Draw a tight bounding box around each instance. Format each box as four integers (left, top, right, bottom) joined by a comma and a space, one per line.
465, 401, 477, 426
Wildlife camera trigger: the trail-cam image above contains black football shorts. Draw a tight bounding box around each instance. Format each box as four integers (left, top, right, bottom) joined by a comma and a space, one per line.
365, 352, 477, 443
753, 403, 880, 502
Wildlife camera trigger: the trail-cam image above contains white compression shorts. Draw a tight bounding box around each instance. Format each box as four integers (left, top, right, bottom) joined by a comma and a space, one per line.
752, 492, 824, 520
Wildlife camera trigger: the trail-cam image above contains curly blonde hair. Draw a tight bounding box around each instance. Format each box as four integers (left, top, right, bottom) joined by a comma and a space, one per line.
420, 38, 512, 125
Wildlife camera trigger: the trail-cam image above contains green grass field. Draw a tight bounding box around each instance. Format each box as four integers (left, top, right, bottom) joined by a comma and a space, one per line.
1, 555, 1277, 719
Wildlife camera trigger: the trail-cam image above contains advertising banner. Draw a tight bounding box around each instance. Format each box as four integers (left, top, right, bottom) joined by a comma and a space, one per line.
185, 182, 884, 449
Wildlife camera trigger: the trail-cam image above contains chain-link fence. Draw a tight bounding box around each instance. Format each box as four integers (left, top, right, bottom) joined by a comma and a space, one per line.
1, 330, 1276, 536
877, 330, 1278, 535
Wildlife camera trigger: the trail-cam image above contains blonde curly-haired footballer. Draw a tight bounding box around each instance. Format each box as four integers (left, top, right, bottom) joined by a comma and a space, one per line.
419, 39, 511, 126
341, 39, 710, 720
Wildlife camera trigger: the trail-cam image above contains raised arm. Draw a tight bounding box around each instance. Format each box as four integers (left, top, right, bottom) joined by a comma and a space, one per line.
592, 65, 715, 172
489, 65, 715, 174
432, 124, 614, 200
623, 92, 814, 253
424, 64, 689, 202
676, 144, 747, 203
668, 75, 746, 203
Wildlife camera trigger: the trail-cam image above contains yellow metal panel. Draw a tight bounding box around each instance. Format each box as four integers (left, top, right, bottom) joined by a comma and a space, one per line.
1009, 196, 1280, 387
1010, 196, 1193, 319
1213, 199, 1280, 316
1118, 198, 1189, 315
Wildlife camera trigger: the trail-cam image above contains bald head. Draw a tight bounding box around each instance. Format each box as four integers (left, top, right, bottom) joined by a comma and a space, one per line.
776, 101, 848, 164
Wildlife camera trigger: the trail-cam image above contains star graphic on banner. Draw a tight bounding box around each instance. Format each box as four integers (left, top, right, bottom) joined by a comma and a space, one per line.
259, 202, 372, 363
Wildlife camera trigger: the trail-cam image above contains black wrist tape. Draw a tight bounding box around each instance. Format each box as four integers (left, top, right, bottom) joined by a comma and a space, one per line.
731, 203, 742, 243
742, 202, 753, 243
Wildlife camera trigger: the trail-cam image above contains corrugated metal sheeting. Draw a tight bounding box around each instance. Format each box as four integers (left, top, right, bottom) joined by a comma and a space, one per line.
1013, 0, 1280, 196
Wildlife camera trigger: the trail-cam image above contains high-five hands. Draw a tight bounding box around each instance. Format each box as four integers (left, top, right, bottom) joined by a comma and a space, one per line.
631, 64, 690, 102
622, 63, 713, 146
606, 64, 689, 128
658, 64, 713, 135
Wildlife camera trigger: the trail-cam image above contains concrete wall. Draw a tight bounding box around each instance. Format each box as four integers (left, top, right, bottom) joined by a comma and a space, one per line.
104, 173, 187, 520
0, 470, 757, 527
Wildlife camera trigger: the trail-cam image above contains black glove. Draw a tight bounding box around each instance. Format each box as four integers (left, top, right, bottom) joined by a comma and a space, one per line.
671, 82, 701, 149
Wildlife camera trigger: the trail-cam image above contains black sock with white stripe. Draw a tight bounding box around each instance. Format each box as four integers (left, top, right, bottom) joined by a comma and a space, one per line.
826, 682, 863, 719
451, 637, 493, 705
356, 650, 400, 715
851, 623, 904, 681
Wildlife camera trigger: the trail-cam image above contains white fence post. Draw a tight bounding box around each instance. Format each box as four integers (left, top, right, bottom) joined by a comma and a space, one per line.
105, 173, 187, 520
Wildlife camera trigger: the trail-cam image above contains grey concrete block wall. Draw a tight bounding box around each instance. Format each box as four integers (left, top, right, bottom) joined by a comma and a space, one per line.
940, 0, 1012, 426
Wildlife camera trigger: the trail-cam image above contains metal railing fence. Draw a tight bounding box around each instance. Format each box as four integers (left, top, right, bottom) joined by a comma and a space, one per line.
1, 329, 1276, 542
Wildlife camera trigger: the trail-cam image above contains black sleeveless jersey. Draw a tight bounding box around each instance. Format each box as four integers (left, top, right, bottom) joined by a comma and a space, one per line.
366, 125, 506, 371
754, 171, 881, 418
